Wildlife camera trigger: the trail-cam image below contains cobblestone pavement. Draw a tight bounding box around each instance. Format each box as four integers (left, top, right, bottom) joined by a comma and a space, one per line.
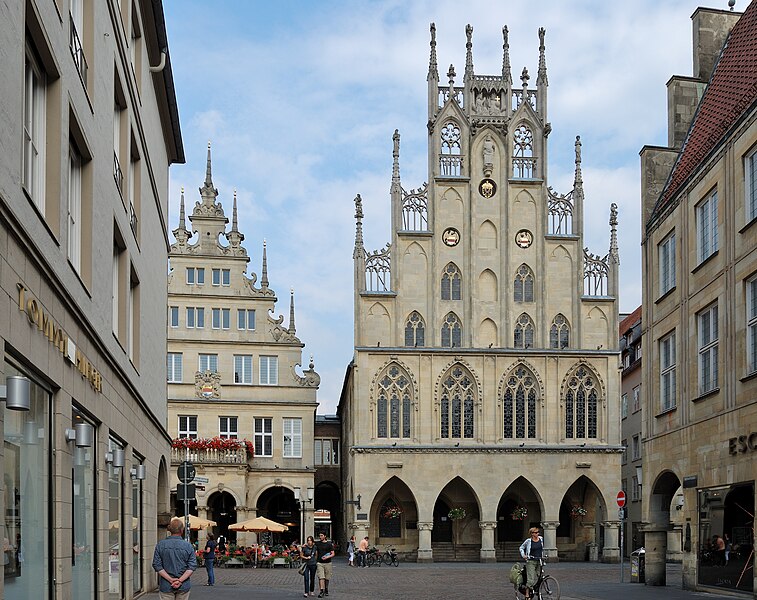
141, 561, 740, 600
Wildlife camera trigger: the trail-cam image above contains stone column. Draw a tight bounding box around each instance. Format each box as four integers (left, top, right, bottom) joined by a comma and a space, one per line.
643, 527, 668, 586
417, 522, 434, 563
197, 506, 209, 547
667, 525, 682, 563
540, 521, 560, 562
601, 521, 621, 563
479, 521, 497, 563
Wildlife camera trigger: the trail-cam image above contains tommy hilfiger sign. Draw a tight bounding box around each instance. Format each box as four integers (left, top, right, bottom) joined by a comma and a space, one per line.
16, 283, 102, 393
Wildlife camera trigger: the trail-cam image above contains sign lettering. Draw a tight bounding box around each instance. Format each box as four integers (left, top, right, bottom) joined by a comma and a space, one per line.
728, 432, 757, 455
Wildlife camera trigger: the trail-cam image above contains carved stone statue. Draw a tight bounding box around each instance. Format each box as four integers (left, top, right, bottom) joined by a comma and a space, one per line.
483, 135, 495, 177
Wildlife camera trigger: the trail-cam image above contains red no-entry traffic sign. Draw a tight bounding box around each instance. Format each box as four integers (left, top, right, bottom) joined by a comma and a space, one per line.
616, 491, 626, 507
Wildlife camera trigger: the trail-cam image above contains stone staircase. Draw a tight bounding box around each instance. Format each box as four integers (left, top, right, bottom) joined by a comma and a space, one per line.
431, 543, 480, 562
496, 542, 523, 562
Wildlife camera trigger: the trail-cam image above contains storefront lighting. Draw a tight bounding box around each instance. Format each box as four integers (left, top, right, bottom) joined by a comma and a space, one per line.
0, 375, 31, 411
66, 422, 94, 447
106, 448, 125, 467
130, 464, 146, 480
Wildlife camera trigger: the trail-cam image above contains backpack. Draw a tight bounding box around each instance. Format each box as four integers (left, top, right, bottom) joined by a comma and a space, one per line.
509, 563, 524, 585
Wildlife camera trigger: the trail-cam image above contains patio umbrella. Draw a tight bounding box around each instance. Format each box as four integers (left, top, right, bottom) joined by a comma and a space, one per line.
228, 516, 288, 532
108, 517, 139, 530
177, 514, 217, 530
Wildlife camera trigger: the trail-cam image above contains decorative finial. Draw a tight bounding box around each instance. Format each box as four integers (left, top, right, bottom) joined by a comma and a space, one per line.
728, 0, 736, 10
261, 239, 269, 289
609, 203, 620, 264
392, 129, 401, 184
288, 287, 296, 334
179, 187, 186, 229
232, 189, 239, 232
199, 141, 219, 205
574, 135, 583, 187
353, 194, 364, 258
502, 25, 512, 85
448, 64, 456, 94
520, 67, 530, 88
309, 354, 315, 370
428, 23, 438, 82
464, 24, 474, 82
537, 27, 548, 86
204, 141, 213, 187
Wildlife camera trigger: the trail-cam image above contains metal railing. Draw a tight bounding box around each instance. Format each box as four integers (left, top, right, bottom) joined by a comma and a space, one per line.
129, 202, 138, 239
113, 152, 123, 193
69, 15, 88, 87
170, 447, 247, 465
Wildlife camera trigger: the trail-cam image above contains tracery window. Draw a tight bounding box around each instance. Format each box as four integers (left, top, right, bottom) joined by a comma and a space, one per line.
549, 314, 570, 349
564, 366, 599, 439
513, 124, 535, 178
514, 264, 534, 302
440, 122, 462, 177
513, 313, 534, 349
441, 263, 462, 300
439, 365, 475, 439
404, 311, 425, 347
376, 364, 412, 439
378, 498, 402, 538
503, 365, 538, 439
441, 313, 462, 348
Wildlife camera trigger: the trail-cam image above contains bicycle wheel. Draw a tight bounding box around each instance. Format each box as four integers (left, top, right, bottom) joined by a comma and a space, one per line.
391, 555, 399, 567
367, 553, 376, 567
382, 552, 391, 565
538, 575, 560, 600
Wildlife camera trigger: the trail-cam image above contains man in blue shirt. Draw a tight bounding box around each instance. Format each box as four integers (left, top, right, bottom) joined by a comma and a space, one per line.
152, 518, 197, 598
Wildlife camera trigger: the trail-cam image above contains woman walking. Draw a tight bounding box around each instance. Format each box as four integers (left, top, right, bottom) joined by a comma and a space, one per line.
203, 533, 217, 586
347, 535, 356, 566
300, 536, 318, 597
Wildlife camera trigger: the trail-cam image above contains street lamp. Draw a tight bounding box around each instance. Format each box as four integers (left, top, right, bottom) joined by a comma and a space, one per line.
294, 486, 314, 541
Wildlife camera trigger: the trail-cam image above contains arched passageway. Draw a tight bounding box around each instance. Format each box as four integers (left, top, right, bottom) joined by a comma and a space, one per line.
368, 477, 419, 553
432, 477, 480, 561
496, 476, 542, 561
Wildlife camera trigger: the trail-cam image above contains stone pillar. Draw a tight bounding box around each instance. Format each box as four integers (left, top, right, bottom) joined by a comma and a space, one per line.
303, 505, 314, 541
417, 522, 434, 563
540, 521, 560, 562
601, 521, 621, 563
643, 527, 668, 586
197, 506, 209, 547
236, 507, 251, 547
667, 525, 682, 563
479, 521, 497, 563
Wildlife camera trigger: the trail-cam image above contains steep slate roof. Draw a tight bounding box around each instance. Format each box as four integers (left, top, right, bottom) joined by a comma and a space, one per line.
656, 1, 757, 211
619, 305, 642, 337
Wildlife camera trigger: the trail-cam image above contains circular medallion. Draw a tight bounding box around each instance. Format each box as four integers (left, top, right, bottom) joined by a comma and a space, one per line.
515, 229, 533, 249
442, 227, 460, 247
479, 178, 497, 199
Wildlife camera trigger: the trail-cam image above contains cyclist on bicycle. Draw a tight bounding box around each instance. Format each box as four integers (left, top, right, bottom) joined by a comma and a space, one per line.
519, 527, 544, 600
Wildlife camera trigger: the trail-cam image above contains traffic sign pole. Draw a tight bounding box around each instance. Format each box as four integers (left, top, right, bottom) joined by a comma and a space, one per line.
617, 490, 626, 583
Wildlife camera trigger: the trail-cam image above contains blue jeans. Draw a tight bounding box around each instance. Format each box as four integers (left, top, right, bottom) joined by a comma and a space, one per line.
205, 557, 215, 585
304, 563, 317, 594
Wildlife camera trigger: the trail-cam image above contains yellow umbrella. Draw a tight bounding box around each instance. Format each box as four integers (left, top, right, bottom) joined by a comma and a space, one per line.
176, 514, 217, 530
108, 517, 139, 530
228, 516, 288, 532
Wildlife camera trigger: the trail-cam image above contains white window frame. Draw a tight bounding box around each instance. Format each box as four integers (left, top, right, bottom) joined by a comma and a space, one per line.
698, 303, 719, 394
112, 247, 120, 337
222, 269, 230, 286
186, 267, 195, 285
254, 417, 273, 457
222, 308, 230, 330
198, 353, 218, 373
259, 356, 278, 385
632, 434, 641, 460
748, 275, 757, 375
219, 416, 238, 440
659, 232, 675, 295
238, 309, 256, 331
696, 191, 718, 264
631, 476, 640, 502
186, 267, 205, 285
169, 306, 179, 328
632, 385, 641, 413
212, 308, 221, 329
621, 439, 627, 464
23, 43, 46, 211
178, 415, 197, 439
283, 418, 302, 458
234, 355, 252, 384
167, 353, 182, 383
212, 268, 221, 286
660, 332, 676, 412
621, 394, 628, 419
746, 148, 757, 223
67, 143, 82, 272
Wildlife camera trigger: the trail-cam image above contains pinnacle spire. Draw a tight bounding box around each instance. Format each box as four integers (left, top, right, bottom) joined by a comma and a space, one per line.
288, 287, 296, 334
232, 189, 239, 232
447, 64, 456, 95
171, 186, 191, 246
427, 23, 438, 82
464, 24, 474, 82
261, 239, 269, 289
537, 27, 548, 86
353, 194, 364, 259
574, 136, 583, 187
502, 26, 512, 85
199, 141, 219, 205
179, 187, 186, 230
204, 141, 213, 187
392, 129, 401, 185
609, 203, 620, 264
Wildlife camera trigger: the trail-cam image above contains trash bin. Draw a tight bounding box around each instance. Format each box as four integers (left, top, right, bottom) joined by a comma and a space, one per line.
588, 542, 599, 562
630, 548, 645, 583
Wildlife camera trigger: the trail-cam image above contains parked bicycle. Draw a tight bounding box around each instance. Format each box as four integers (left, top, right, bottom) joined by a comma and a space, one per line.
366, 546, 382, 567
514, 557, 560, 600
381, 545, 400, 567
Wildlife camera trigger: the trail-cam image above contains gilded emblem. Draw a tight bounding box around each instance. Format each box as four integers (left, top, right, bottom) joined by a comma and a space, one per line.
479, 178, 497, 199
195, 370, 221, 399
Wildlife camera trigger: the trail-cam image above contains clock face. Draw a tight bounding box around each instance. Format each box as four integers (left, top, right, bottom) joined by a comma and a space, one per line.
515, 229, 533, 249
442, 227, 460, 247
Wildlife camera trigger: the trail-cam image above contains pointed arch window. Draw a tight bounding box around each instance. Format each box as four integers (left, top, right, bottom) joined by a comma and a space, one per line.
565, 366, 599, 439
550, 314, 570, 349
514, 313, 534, 349
513, 124, 535, 178
404, 311, 425, 347
378, 498, 402, 538
514, 264, 534, 302
440, 121, 462, 177
441, 313, 462, 348
503, 365, 538, 439
440, 365, 475, 439
441, 263, 462, 300
376, 364, 413, 439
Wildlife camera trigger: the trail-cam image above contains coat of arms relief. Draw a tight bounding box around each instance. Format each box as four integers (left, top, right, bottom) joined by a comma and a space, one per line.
195, 370, 221, 399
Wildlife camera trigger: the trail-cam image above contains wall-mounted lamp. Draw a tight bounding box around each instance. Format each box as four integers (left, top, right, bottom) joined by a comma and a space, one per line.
345, 494, 362, 510
65, 422, 94, 448
106, 448, 125, 467
635, 465, 643, 488
130, 464, 146, 480
0, 375, 31, 411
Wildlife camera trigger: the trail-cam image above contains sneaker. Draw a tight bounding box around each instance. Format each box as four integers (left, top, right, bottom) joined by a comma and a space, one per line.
318, 593, 324, 598
325, 593, 329, 597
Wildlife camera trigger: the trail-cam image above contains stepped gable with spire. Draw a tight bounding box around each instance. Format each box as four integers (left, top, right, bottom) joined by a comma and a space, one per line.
655, 0, 757, 214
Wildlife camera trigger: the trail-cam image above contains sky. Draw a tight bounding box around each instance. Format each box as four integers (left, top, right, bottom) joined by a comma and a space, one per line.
162, 0, 733, 414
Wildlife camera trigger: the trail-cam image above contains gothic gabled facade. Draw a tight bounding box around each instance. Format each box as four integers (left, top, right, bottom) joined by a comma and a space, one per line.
167, 145, 320, 546
339, 24, 622, 563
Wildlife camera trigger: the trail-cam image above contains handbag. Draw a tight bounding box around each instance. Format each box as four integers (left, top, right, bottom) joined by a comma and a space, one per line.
298, 562, 307, 576
508, 563, 524, 585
